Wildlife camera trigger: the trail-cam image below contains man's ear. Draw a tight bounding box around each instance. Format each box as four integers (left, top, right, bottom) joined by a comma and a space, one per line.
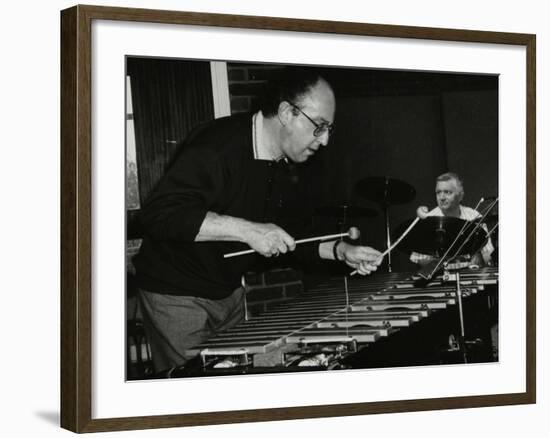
277, 101, 294, 126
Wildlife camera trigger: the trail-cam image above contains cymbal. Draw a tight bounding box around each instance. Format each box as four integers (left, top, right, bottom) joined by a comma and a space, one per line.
315, 204, 377, 218
354, 176, 416, 205
393, 216, 487, 256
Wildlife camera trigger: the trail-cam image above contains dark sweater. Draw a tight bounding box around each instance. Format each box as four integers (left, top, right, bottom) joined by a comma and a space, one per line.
134, 113, 320, 299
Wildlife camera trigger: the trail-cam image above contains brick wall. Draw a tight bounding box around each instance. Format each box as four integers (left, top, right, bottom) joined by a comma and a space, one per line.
243, 268, 303, 315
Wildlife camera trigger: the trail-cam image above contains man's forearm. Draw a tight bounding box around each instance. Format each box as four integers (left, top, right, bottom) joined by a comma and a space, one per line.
195, 211, 251, 242
195, 212, 296, 258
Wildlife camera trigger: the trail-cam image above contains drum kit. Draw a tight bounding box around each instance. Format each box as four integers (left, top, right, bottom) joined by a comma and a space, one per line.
315, 176, 497, 272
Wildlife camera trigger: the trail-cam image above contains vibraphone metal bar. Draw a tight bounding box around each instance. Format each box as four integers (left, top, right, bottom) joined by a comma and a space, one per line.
186, 267, 498, 370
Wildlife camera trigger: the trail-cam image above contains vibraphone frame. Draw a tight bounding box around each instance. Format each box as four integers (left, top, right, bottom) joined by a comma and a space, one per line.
173, 267, 498, 377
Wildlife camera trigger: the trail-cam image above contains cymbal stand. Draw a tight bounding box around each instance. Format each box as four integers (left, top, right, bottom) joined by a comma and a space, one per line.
382, 177, 393, 272
339, 207, 352, 336
383, 202, 393, 272
338, 205, 349, 235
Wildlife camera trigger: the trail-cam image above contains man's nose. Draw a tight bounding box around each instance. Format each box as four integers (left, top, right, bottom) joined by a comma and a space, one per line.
318, 131, 330, 146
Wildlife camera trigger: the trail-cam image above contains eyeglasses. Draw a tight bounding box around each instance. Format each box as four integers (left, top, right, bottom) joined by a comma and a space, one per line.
288, 101, 335, 137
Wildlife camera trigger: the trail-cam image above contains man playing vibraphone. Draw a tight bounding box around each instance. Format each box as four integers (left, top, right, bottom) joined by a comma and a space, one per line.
133, 67, 383, 373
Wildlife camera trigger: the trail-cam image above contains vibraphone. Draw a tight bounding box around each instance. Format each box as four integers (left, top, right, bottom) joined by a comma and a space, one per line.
176, 267, 498, 377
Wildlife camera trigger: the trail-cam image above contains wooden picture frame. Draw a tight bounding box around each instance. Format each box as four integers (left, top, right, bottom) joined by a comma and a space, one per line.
60, 4, 536, 433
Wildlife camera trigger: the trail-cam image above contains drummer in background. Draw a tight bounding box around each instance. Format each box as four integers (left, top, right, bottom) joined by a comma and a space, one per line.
411, 172, 494, 266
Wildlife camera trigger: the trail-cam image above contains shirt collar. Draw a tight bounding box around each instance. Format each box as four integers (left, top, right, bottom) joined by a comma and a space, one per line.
252, 112, 287, 162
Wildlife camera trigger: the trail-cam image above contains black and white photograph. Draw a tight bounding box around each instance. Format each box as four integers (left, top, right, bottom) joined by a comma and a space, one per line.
125, 58, 500, 381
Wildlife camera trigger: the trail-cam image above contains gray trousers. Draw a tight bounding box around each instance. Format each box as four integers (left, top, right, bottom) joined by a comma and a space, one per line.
137, 287, 245, 373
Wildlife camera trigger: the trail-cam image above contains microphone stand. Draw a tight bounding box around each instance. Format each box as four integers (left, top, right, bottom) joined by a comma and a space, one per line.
416, 197, 498, 363
417, 198, 485, 281
419, 197, 498, 280
445, 197, 499, 264
442, 270, 468, 363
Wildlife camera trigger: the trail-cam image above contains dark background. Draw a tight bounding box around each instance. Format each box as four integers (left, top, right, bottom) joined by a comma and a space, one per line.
126, 58, 498, 272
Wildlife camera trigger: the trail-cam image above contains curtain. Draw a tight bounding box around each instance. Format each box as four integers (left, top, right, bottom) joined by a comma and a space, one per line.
127, 57, 215, 203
